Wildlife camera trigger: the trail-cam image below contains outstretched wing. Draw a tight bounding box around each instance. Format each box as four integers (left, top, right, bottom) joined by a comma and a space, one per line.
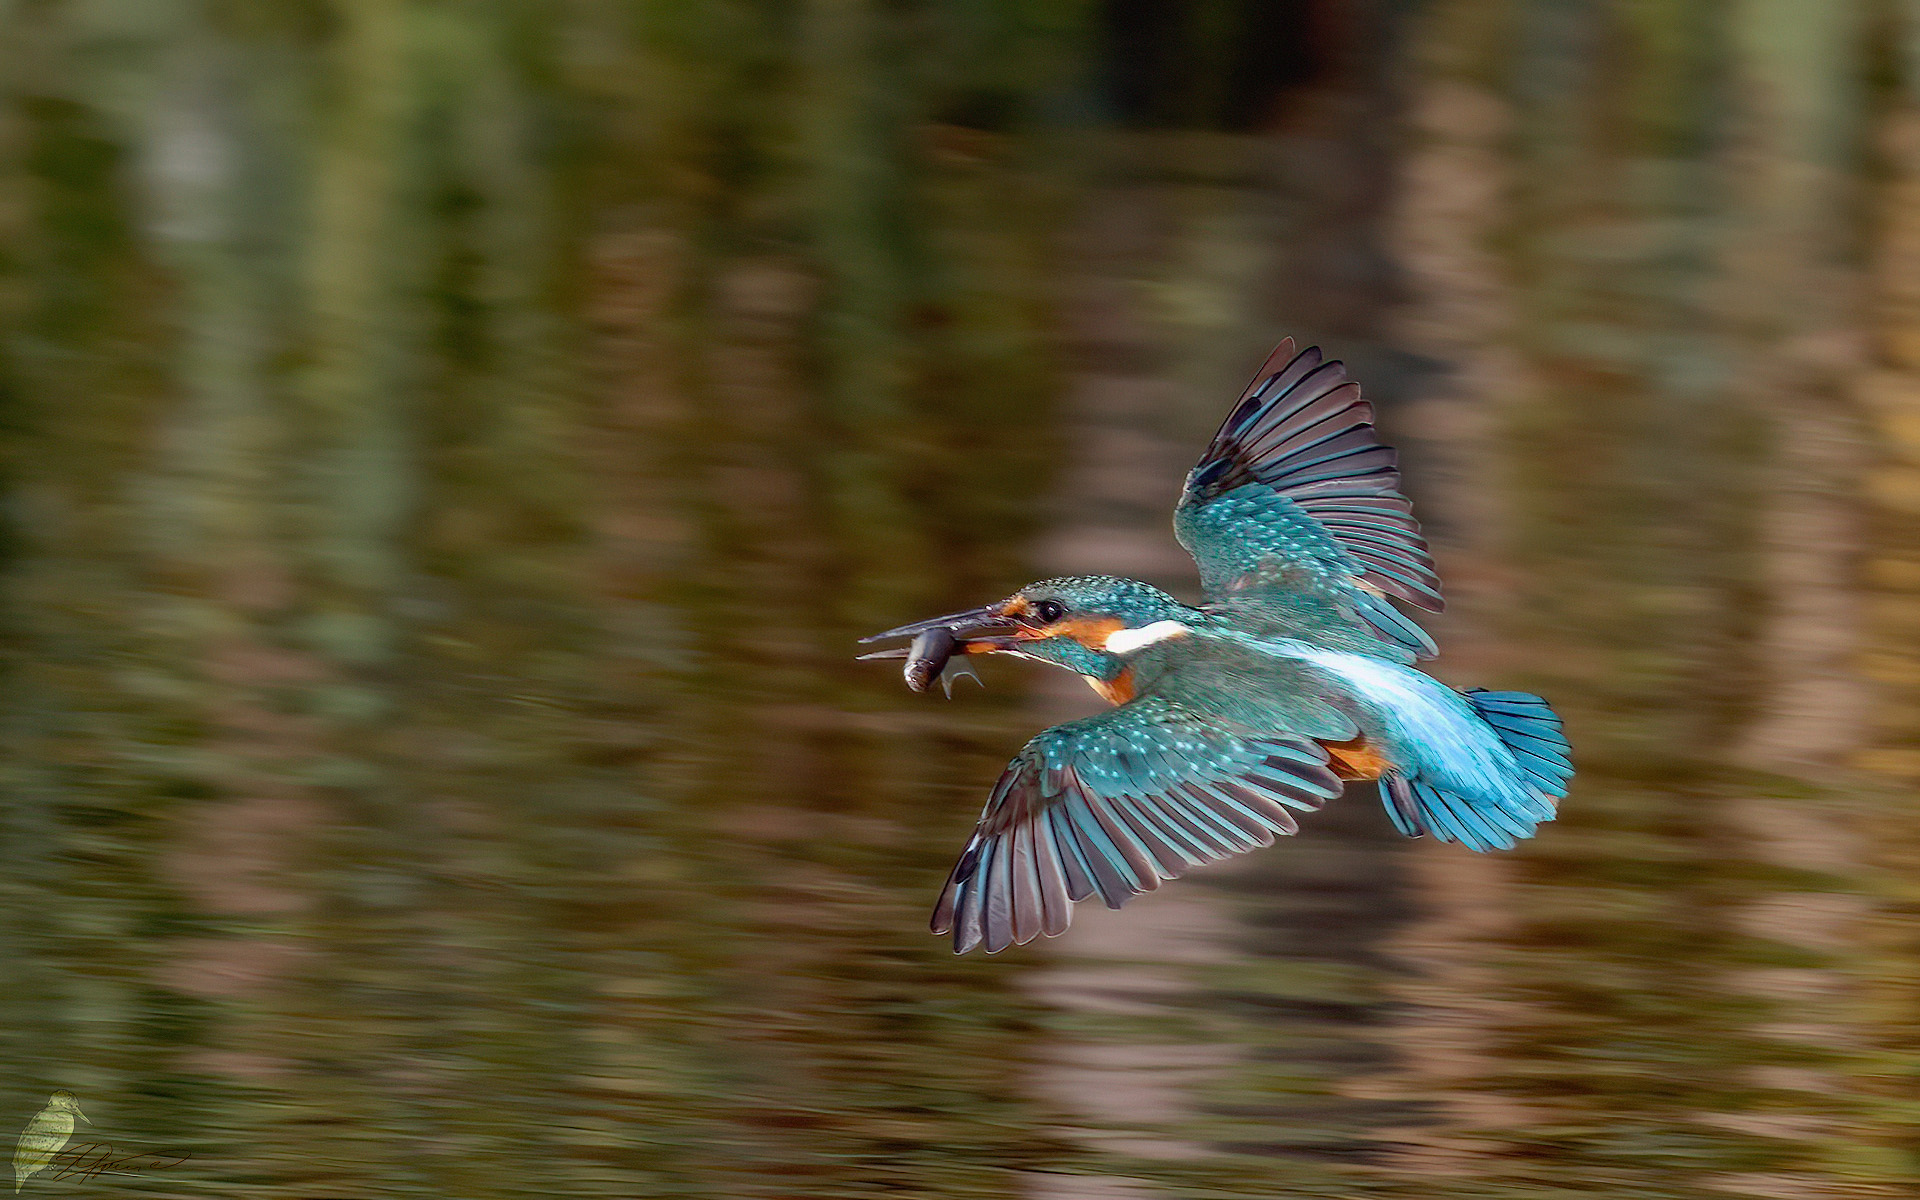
1175, 341, 1442, 658
932, 696, 1344, 954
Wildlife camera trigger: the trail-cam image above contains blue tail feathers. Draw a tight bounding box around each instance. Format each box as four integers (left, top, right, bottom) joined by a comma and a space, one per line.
1381, 688, 1572, 851
1466, 689, 1574, 798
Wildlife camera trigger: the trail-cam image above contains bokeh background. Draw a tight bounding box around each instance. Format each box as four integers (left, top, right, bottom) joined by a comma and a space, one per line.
2, 1, 1918, 1197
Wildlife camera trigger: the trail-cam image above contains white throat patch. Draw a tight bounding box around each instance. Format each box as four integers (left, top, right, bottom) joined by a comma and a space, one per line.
1102, 620, 1191, 655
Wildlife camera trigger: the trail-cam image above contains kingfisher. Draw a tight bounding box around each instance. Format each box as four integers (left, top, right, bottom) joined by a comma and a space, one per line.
861, 341, 1572, 954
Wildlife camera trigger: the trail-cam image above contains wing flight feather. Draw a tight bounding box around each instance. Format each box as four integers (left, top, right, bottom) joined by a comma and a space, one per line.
932, 697, 1344, 953
1175, 341, 1442, 657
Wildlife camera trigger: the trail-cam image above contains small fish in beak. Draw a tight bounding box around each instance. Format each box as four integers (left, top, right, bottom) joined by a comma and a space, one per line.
857, 603, 1015, 697
857, 626, 986, 698
903, 627, 984, 697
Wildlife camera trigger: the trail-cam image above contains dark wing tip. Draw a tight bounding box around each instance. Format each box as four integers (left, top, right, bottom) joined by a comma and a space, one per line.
1182, 341, 1444, 616
1235, 337, 1300, 402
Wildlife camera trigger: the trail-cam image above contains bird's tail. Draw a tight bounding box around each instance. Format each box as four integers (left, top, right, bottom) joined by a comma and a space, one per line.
1380, 689, 1572, 851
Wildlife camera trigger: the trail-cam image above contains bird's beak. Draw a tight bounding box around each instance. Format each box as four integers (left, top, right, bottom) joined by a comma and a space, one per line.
855, 602, 1023, 657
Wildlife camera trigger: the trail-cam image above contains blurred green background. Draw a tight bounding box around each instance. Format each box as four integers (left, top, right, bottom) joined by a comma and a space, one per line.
2, 0, 1919, 1196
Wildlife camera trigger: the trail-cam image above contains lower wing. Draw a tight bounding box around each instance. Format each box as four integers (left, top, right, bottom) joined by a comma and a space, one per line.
933, 696, 1345, 954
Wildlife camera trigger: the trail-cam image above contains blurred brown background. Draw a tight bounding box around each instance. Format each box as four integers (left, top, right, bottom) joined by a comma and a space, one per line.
1, 1, 1917, 1197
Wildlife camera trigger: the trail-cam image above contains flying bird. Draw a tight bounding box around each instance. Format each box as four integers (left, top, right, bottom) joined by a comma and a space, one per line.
13, 1091, 86, 1193
860, 341, 1573, 954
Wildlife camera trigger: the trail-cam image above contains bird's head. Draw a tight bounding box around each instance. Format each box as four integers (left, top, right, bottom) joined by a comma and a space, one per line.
48, 1091, 87, 1122
861, 575, 1194, 684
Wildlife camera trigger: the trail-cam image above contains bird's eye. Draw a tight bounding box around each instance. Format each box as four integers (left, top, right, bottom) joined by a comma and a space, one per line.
1033, 599, 1066, 623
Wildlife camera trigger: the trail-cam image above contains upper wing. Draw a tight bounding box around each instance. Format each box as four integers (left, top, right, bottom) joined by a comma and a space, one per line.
1175, 341, 1442, 658
932, 696, 1345, 954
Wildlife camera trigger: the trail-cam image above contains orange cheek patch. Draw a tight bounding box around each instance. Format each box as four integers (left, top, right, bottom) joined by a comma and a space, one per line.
1034, 615, 1127, 648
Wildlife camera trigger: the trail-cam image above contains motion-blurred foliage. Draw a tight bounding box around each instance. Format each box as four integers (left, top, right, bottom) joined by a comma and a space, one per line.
0, 1, 1919, 1198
